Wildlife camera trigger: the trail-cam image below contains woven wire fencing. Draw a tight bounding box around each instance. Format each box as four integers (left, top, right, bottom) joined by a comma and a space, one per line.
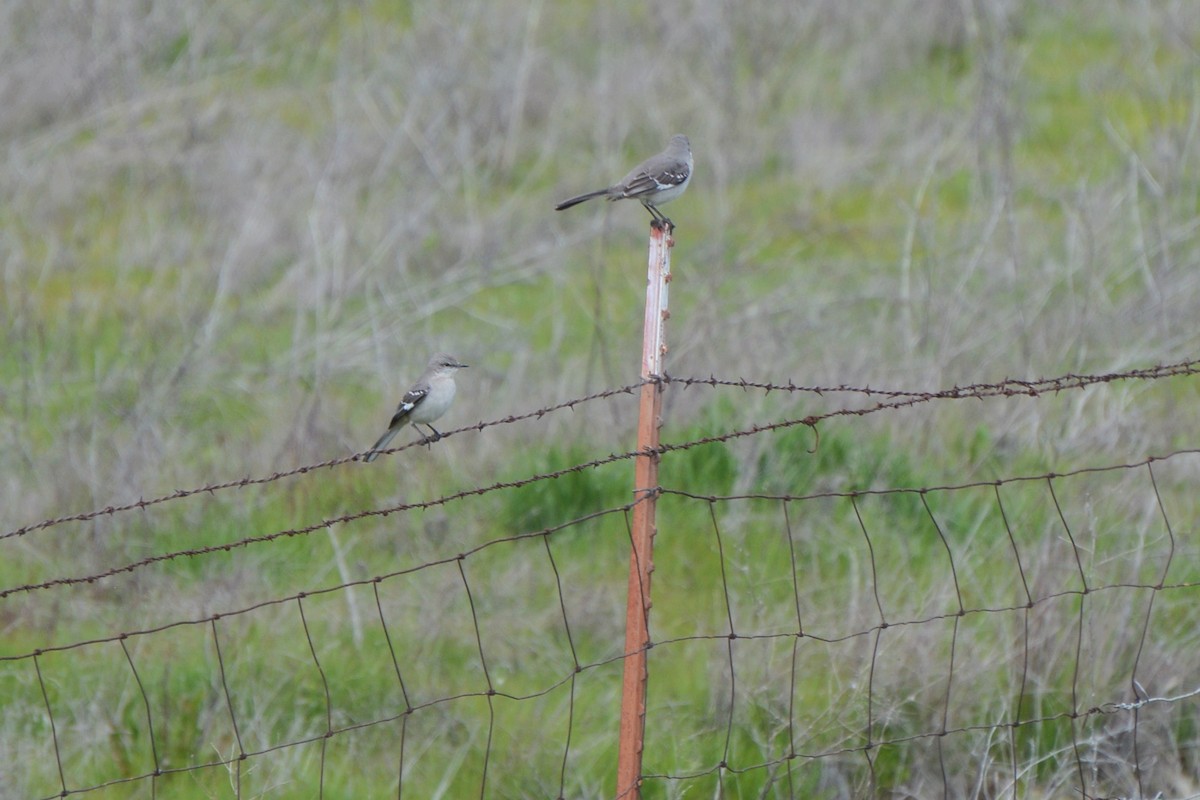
2, 361, 1199, 799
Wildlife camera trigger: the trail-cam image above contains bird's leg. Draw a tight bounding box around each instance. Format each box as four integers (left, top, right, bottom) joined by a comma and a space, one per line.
417, 424, 444, 446
642, 201, 673, 231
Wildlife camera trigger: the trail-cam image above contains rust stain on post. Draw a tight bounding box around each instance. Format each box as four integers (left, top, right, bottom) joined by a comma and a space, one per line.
615, 221, 672, 799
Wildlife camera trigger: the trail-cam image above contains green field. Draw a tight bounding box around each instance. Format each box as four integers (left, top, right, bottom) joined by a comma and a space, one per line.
2, 2, 1199, 798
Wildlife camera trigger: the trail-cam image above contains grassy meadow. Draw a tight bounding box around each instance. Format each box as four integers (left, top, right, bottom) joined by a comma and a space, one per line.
2, 1, 1200, 797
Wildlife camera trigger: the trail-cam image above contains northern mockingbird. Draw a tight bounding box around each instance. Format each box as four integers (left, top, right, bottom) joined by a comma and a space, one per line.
556, 134, 692, 228
364, 353, 468, 462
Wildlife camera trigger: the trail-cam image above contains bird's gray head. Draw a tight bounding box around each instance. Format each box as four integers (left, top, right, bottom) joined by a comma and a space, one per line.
427, 353, 469, 371
668, 134, 690, 152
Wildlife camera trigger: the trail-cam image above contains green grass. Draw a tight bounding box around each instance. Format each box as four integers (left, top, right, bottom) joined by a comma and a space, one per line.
3, 2, 1200, 797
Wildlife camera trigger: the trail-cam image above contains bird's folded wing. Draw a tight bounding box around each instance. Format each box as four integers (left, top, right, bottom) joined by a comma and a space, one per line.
388, 387, 428, 427
621, 166, 688, 198
656, 164, 690, 186
619, 173, 663, 198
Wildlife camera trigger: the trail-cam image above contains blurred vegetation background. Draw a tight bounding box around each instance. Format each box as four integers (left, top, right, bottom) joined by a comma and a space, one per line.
2, 0, 1199, 797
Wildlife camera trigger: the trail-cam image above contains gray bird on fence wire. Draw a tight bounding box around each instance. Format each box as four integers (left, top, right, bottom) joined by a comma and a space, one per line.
364, 353, 468, 462
555, 134, 693, 228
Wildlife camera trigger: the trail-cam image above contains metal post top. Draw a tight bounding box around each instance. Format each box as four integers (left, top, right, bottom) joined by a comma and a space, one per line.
641, 223, 673, 379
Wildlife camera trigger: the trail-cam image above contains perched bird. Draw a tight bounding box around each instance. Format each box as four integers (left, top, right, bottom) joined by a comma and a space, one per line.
555, 134, 693, 228
364, 353, 468, 462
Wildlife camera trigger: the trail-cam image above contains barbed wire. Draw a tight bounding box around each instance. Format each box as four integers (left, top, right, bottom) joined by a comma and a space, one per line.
0, 491, 641, 602
4, 362, 1198, 600
5, 357, 1198, 547
659, 447, 1200, 504
0, 381, 648, 543
2, 437, 1193, 604
661, 356, 1200, 399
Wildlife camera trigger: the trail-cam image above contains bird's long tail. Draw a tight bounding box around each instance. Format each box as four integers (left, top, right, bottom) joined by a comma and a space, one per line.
364, 426, 402, 463
555, 188, 609, 210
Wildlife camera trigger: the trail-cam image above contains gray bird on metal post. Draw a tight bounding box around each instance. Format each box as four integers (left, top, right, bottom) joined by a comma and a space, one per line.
555, 134, 693, 228
364, 353, 468, 462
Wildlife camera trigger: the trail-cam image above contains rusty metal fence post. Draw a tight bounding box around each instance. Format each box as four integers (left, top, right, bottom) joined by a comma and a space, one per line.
615, 221, 673, 799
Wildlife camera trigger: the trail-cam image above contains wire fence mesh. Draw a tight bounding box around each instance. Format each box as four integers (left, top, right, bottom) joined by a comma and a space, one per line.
3, 360, 1199, 799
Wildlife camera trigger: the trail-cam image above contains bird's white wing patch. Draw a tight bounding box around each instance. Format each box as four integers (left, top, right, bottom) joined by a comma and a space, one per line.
658, 165, 690, 187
